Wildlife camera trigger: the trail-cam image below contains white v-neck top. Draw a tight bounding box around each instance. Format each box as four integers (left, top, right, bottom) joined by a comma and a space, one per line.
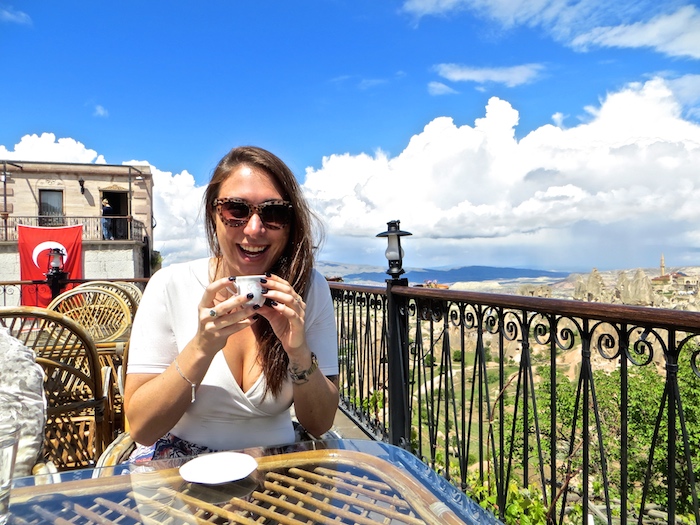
127, 258, 338, 450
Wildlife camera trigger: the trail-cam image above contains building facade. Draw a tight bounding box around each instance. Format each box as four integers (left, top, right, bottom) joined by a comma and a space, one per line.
0, 160, 155, 287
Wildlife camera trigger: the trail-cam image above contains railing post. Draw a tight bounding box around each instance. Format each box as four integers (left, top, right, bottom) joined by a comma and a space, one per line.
377, 220, 412, 449
386, 276, 410, 448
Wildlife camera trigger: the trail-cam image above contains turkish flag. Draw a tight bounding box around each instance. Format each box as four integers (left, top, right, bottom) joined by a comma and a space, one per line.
18, 225, 84, 307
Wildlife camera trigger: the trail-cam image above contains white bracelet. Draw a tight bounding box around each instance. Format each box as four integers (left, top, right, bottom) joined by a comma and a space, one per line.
174, 358, 197, 403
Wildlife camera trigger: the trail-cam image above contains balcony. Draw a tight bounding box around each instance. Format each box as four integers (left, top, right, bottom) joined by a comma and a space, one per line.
328, 281, 700, 524
2, 275, 699, 523
0, 215, 148, 243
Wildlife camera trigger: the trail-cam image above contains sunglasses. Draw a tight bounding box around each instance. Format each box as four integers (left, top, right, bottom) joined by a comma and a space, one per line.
213, 198, 293, 230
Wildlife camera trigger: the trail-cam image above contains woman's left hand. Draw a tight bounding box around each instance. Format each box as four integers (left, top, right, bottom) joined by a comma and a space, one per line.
254, 274, 306, 354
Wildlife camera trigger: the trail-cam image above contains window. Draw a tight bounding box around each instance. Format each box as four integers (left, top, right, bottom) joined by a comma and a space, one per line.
39, 189, 64, 226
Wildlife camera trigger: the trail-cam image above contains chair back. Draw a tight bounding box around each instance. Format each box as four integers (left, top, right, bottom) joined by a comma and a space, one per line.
74, 281, 139, 317
0, 306, 111, 471
47, 287, 131, 343
116, 281, 143, 304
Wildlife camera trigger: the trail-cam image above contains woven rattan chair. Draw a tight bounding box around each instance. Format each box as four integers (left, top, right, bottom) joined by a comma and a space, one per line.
75, 281, 139, 318
0, 306, 113, 471
47, 287, 132, 343
116, 281, 143, 305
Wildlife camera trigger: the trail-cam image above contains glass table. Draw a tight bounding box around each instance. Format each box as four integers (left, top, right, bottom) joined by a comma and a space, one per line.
10, 438, 501, 524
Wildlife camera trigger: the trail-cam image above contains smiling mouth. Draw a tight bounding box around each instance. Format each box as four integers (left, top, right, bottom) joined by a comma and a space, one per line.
238, 245, 268, 258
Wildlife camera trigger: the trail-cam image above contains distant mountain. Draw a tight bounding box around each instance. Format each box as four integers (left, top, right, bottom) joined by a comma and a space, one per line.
317, 261, 570, 286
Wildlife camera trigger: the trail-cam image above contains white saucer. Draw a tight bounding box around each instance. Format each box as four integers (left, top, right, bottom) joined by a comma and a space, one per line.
179, 451, 258, 484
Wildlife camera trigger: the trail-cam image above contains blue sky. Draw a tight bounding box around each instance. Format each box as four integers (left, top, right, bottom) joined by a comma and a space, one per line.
2, 1, 700, 273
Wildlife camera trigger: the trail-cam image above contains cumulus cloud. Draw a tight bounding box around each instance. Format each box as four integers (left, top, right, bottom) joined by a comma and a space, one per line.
4, 77, 700, 271
0, 133, 106, 163
130, 163, 209, 266
303, 77, 700, 270
434, 63, 545, 87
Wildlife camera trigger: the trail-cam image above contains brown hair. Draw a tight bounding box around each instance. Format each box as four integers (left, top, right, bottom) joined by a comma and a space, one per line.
203, 146, 322, 396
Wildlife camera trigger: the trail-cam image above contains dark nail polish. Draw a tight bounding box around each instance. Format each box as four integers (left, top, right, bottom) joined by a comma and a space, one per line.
261, 288, 268, 295
270, 300, 278, 306
253, 304, 261, 310
228, 276, 236, 281
246, 293, 254, 299
252, 314, 260, 320
259, 278, 267, 284
265, 272, 271, 278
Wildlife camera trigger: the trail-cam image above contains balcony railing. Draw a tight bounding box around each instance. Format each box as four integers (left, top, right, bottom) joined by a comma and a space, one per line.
0, 216, 147, 242
2, 275, 699, 523
329, 281, 700, 524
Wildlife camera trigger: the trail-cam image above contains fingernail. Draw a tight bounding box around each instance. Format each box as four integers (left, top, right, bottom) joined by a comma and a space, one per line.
252, 314, 260, 320
253, 304, 261, 310
246, 293, 254, 299
259, 278, 267, 283
228, 276, 236, 281
261, 288, 268, 294
265, 272, 271, 278
270, 300, 278, 306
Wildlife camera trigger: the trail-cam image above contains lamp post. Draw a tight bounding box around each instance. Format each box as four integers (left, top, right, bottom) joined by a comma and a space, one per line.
45, 247, 68, 299
377, 220, 412, 448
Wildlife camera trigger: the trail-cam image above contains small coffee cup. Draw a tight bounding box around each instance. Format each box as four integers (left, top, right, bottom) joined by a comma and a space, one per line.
232, 275, 266, 307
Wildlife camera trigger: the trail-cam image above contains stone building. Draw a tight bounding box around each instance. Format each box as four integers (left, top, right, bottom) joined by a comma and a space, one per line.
0, 160, 155, 290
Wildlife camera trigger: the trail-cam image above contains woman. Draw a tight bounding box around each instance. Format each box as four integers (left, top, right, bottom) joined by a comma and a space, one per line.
124, 146, 339, 458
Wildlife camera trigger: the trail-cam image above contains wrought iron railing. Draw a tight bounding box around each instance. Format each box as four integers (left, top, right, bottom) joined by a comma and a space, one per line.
0, 279, 148, 306
0, 216, 147, 242
329, 281, 700, 524
3, 274, 699, 522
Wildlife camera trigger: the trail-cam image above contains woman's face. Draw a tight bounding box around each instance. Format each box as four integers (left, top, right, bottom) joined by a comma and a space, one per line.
214, 164, 290, 276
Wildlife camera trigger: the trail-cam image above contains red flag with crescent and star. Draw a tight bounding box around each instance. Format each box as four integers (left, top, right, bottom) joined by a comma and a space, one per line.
18, 224, 83, 307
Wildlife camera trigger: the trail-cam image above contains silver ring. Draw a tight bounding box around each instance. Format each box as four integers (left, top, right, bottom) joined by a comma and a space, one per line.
209, 309, 217, 318
295, 297, 301, 304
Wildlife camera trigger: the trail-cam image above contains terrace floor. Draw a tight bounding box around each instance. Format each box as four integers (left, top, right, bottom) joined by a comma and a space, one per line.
332, 409, 370, 439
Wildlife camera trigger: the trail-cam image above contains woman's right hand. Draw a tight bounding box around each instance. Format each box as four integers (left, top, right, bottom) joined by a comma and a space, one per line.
194, 276, 259, 355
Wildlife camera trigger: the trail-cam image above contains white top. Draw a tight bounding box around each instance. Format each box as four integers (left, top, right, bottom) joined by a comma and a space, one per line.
127, 258, 338, 450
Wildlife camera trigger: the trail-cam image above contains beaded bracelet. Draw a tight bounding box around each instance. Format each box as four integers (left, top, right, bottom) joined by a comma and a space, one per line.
174, 358, 197, 403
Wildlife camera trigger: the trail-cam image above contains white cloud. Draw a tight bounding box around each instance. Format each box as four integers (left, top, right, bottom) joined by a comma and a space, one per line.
572, 5, 700, 59
304, 76, 700, 270
434, 63, 545, 87
551, 112, 566, 127
403, 1, 700, 60
0, 133, 106, 163
358, 78, 388, 90
4, 76, 700, 271
0, 6, 31, 24
132, 163, 209, 266
428, 81, 459, 95
93, 105, 109, 118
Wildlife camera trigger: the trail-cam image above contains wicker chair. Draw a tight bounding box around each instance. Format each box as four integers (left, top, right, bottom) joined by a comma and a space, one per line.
47, 287, 132, 343
0, 306, 113, 471
116, 281, 143, 305
74, 281, 139, 318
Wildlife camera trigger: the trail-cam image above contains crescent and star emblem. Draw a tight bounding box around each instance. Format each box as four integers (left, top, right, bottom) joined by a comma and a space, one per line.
31, 241, 70, 268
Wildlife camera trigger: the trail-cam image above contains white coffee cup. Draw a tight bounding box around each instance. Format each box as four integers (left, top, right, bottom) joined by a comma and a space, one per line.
232, 275, 266, 307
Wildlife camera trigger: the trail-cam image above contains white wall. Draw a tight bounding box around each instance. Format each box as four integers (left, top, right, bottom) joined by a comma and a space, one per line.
0, 242, 146, 306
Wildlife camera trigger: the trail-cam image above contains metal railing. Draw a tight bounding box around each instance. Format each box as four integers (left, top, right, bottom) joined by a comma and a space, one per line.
1, 216, 147, 242
3, 274, 699, 522
0, 279, 148, 306
329, 281, 700, 524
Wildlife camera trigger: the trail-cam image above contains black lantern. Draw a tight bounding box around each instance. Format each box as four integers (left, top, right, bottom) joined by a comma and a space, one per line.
376, 220, 412, 278
78, 177, 85, 194
46, 247, 68, 299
